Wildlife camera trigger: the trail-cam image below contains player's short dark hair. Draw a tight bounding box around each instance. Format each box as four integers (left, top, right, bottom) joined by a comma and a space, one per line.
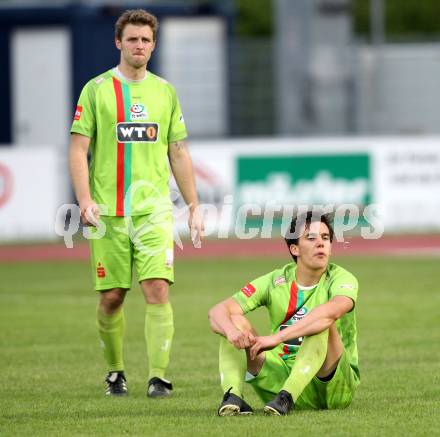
284, 210, 334, 263
115, 9, 159, 41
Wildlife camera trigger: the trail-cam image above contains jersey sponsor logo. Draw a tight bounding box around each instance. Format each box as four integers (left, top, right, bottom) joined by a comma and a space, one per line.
289, 306, 308, 323
293, 307, 307, 319
74, 105, 82, 121
279, 307, 308, 348
241, 283, 256, 298
96, 263, 106, 278
116, 122, 159, 142
130, 103, 148, 120
274, 275, 286, 286
284, 306, 308, 324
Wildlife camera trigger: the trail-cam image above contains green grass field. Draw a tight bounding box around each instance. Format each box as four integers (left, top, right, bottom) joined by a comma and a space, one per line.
1, 256, 439, 436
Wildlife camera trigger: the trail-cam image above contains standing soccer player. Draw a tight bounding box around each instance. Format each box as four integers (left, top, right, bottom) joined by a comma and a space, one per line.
209, 211, 359, 415
69, 9, 203, 397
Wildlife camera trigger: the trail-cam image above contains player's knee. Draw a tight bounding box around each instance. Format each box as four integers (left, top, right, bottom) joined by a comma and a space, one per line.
142, 278, 169, 304
100, 289, 126, 313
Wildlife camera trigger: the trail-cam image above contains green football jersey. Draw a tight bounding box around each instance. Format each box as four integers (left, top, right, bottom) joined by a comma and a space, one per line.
71, 69, 187, 216
233, 262, 360, 379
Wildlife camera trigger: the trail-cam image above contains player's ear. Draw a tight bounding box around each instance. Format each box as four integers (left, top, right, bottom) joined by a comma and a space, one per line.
115, 38, 122, 50
289, 244, 299, 258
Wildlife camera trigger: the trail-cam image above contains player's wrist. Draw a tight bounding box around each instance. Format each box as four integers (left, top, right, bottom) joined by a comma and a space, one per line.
188, 202, 199, 213
275, 331, 284, 344
224, 324, 239, 340
79, 196, 94, 208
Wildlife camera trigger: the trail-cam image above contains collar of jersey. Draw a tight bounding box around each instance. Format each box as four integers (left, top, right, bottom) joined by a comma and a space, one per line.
296, 283, 318, 291
112, 66, 148, 84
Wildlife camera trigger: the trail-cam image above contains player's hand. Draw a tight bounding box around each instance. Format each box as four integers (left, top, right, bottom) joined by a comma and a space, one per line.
250, 335, 280, 360
79, 200, 100, 226
227, 329, 256, 350
188, 206, 204, 248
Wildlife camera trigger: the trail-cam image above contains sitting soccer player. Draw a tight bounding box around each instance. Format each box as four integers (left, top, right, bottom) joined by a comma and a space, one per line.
208, 211, 360, 415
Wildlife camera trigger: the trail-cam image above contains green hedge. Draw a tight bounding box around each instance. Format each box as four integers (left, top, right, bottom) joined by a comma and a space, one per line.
235, 0, 440, 37
352, 0, 440, 37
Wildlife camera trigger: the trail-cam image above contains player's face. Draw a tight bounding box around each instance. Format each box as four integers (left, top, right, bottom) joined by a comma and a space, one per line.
290, 221, 332, 271
116, 24, 156, 69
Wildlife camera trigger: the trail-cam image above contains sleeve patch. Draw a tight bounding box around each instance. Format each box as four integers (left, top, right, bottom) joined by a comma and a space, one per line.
339, 283, 355, 290
241, 283, 256, 298
74, 105, 82, 121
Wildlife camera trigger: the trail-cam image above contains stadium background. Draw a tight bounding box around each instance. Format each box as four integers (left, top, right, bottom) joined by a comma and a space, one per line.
0, 1, 439, 435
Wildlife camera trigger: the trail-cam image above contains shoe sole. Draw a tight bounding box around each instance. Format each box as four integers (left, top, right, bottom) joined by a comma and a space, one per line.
218, 405, 241, 416
147, 384, 172, 398
263, 405, 283, 416
147, 392, 171, 398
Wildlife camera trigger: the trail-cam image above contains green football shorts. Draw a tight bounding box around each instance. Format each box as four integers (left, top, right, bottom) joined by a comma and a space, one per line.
89, 214, 174, 291
246, 348, 359, 410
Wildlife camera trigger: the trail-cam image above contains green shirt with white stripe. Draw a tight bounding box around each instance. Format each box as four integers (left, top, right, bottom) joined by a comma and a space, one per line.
71, 68, 187, 216
233, 262, 360, 380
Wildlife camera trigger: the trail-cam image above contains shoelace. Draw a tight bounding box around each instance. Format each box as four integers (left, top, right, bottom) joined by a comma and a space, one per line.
223, 387, 233, 401
106, 373, 126, 392
277, 392, 292, 409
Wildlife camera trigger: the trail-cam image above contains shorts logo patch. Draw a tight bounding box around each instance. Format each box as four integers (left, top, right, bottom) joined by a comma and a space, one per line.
74, 105, 82, 121
274, 275, 286, 286
97, 263, 106, 278
165, 249, 173, 268
130, 103, 148, 120
116, 122, 159, 142
241, 283, 256, 298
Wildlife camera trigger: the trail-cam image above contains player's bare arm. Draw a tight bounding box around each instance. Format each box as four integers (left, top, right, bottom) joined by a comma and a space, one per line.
168, 140, 204, 247
250, 295, 353, 359
69, 133, 100, 226
209, 298, 255, 349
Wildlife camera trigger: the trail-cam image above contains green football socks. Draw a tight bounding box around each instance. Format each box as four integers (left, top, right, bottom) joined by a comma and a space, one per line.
219, 336, 247, 397
281, 329, 329, 402
97, 307, 125, 372
145, 303, 174, 380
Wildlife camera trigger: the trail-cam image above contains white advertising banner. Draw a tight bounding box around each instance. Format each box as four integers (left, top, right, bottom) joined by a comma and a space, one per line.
0, 147, 60, 241
372, 138, 440, 230
174, 137, 440, 236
